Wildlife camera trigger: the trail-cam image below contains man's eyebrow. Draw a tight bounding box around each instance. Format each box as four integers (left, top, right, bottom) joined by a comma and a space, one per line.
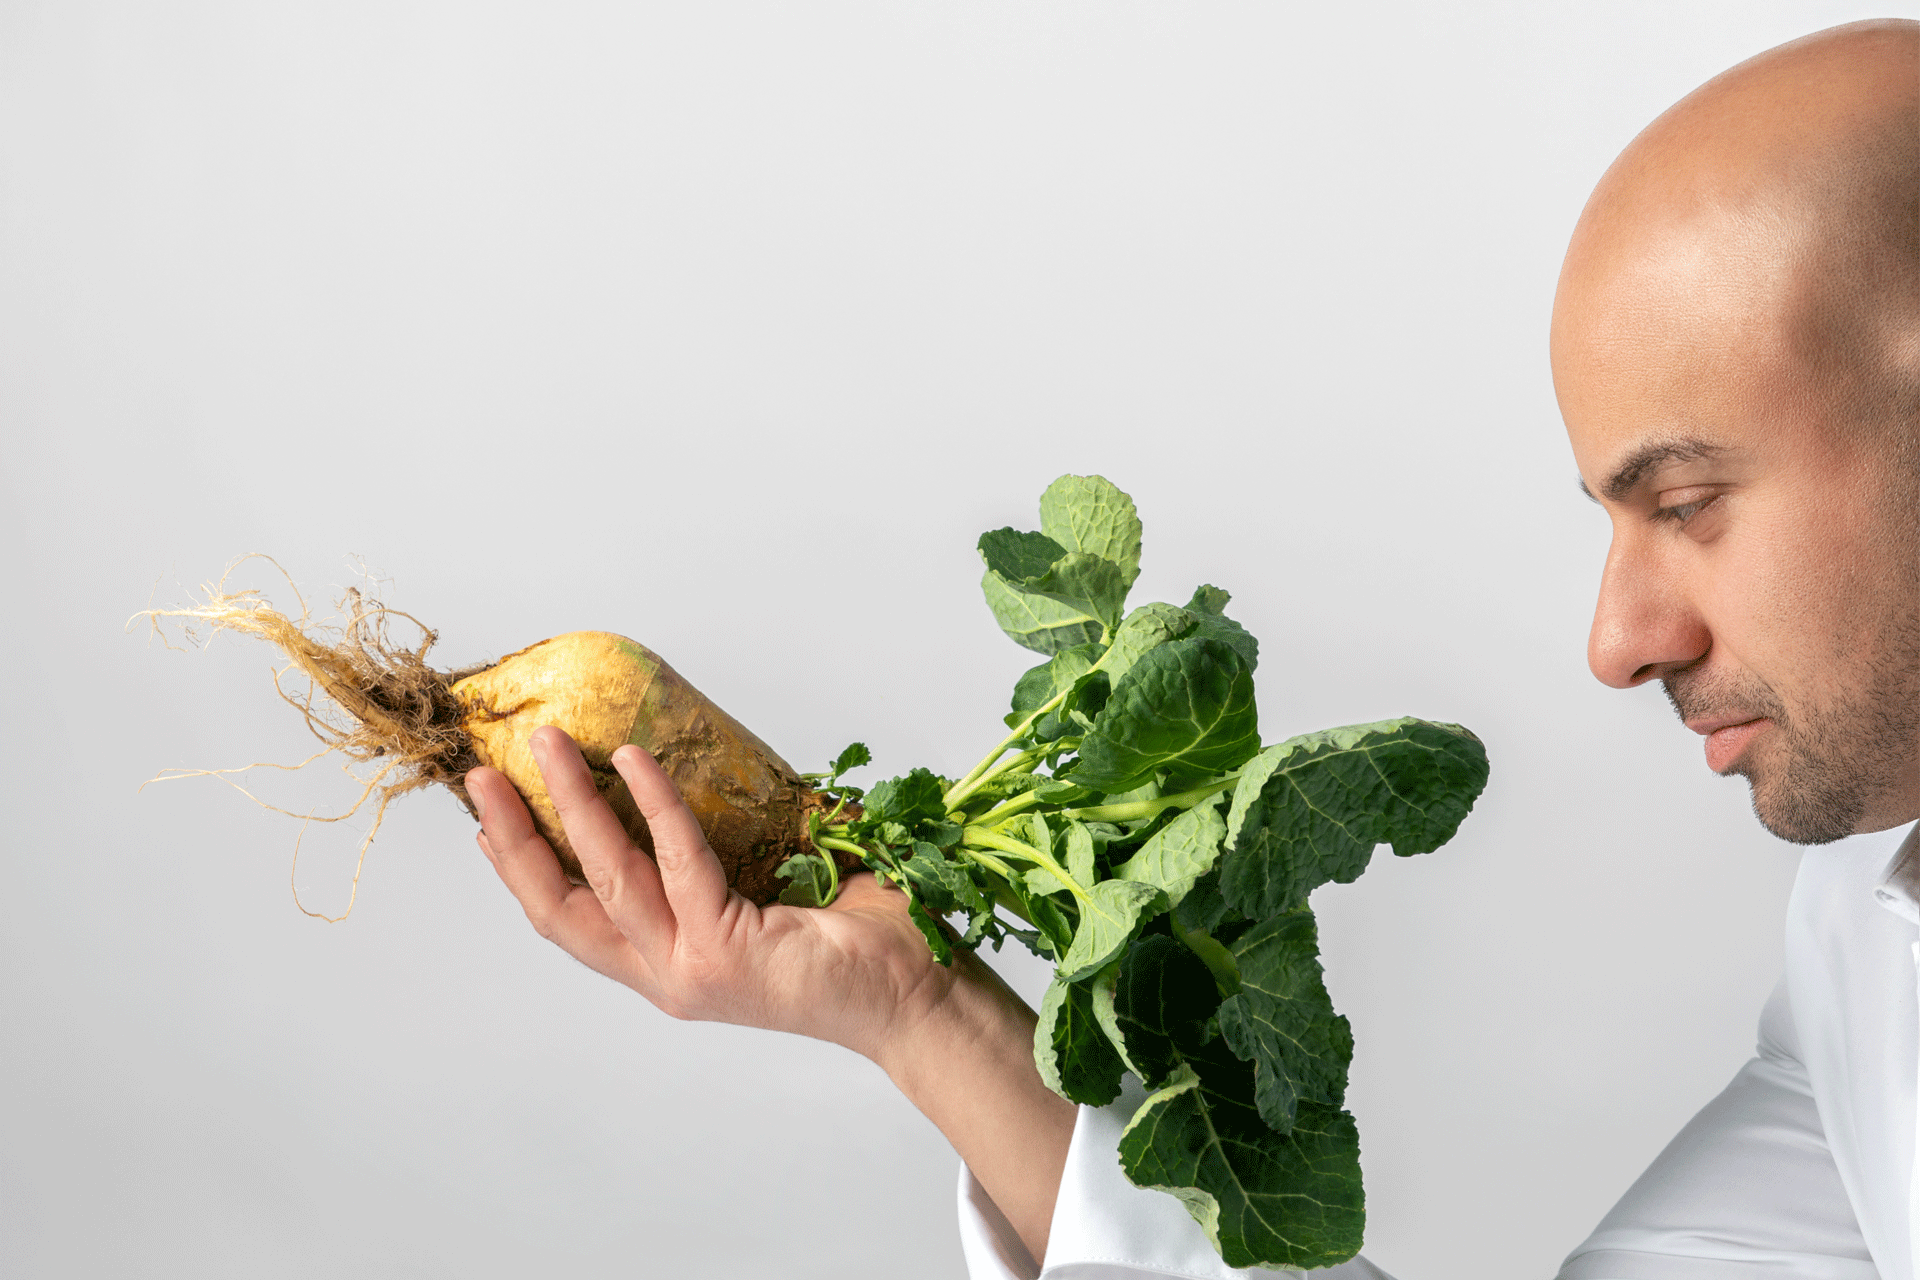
1596, 439, 1727, 503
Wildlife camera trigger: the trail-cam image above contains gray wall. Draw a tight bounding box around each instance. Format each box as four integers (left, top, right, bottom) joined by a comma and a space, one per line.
0, 3, 1873, 1276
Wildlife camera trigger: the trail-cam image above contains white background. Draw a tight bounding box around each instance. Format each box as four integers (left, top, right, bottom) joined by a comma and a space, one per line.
0, 3, 1886, 1277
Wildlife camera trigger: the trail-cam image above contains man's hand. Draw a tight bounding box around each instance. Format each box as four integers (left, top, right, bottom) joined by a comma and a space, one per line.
469, 726, 954, 1059
468, 726, 1074, 1264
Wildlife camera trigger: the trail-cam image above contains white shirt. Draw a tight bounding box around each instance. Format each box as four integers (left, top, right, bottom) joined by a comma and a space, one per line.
958, 823, 1920, 1280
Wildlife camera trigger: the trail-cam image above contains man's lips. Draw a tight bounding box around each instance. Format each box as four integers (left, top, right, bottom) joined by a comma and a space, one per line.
1688, 716, 1770, 773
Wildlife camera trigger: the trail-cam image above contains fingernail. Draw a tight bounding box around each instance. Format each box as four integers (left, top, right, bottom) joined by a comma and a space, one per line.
530, 734, 548, 766
472, 790, 487, 822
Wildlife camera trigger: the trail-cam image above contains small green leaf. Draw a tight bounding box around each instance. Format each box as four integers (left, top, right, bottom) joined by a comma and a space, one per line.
978, 527, 1069, 580
1064, 821, 1097, 887
921, 819, 964, 848
1069, 637, 1261, 794
898, 841, 988, 917
1117, 1049, 1365, 1271
1004, 877, 1073, 957
1010, 644, 1103, 718
831, 742, 872, 775
860, 768, 948, 829
1008, 645, 1109, 739
1039, 474, 1143, 588
1035, 976, 1126, 1105
1182, 586, 1258, 671
1101, 602, 1196, 685
981, 570, 1108, 654
907, 897, 954, 966
1186, 584, 1231, 615
1029, 553, 1130, 631
1056, 879, 1163, 983
1220, 719, 1490, 918
774, 852, 836, 908
1110, 796, 1227, 908
1217, 909, 1353, 1132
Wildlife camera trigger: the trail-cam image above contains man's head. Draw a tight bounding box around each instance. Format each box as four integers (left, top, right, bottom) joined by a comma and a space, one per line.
1552, 19, 1920, 843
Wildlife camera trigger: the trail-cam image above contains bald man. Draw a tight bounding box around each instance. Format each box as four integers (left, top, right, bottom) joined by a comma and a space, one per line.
1550, 19, 1919, 1280
466, 18, 1920, 1280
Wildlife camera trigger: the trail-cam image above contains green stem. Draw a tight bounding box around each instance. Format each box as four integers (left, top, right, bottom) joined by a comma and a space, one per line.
944, 847, 1037, 926
971, 789, 1047, 828
1059, 772, 1242, 824
806, 813, 842, 903
975, 742, 1051, 789
962, 826, 1092, 906
942, 686, 1075, 810
815, 834, 873, 862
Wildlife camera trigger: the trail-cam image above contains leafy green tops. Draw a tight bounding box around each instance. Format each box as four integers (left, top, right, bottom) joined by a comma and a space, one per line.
787, 474, 1490, 1269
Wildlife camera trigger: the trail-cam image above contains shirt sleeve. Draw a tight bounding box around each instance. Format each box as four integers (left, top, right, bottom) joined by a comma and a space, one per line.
956, 1076, 1399, 1280
1555, 978, 1878, 1280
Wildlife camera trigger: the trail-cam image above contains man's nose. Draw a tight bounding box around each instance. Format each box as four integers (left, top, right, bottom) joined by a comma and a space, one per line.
1587, 534, 1709, 689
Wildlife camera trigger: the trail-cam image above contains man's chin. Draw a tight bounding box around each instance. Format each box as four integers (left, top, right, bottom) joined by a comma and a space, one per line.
1736, 760, 1866, 846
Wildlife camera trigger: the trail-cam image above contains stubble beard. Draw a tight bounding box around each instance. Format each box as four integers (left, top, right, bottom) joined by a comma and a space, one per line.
1664, 620, 1920, 845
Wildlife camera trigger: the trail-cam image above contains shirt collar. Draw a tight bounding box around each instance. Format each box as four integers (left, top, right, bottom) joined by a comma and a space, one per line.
1873, 823, 1920, 925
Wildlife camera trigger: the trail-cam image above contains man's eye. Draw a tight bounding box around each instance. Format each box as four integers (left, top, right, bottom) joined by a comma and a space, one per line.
1653, 495, 1718, 525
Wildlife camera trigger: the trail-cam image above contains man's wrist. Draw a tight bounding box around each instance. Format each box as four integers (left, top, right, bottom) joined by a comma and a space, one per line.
867, 949, 1076, 1265
868, 949, 1034, 1093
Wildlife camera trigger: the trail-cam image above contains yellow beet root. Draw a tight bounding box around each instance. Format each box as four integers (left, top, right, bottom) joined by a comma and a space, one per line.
452, 632, 843, 903
144, 573, 855, 909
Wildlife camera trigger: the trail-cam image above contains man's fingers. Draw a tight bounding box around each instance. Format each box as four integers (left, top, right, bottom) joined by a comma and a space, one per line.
468, 765, 574, 908
466, 765, 654, 984
611, 744, 733, 925
528, 728, 678, 949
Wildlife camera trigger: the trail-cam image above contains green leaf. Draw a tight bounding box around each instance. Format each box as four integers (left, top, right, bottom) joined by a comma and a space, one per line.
1035, 976, 1126, 1105
831, 742, 872, 775
1110, 796, 1227, 908
1069, 637, 1261, 794
1010, 643, 1103, 719
1171, 868, 1242, 936
1039, 474, 1144, 588
899, 842, 988, 918
981, 569, 1108, 654
1101, 602, 1196, 686
1087, 963, 1138, 1078
1182, 586, 1258, 671
1064, 821, 1097, 886
969, 770, 1045, 801
1024, 866, 1073, 897
1117, 1050, 1365, 1271
921, 819, 964, 848
1217, 909, 1353, 1133
861, 767, 948, 829
1111, 934, 1220, 1088
1220, 718, 1490, 918
1055, 879, 1164, 983
978, 527, 1069, 580
1031, 777, 1098, 805
1005, 877, 1074, 957
907, 897, 954, 966
1029, 552, 1130, 631
1186, 584, 1232, 615
774, 852, 836, 908
1007, 644, 1109, 740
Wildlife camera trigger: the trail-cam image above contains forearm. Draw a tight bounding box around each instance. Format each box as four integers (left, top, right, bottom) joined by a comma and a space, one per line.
872, 951, 1075, 1265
